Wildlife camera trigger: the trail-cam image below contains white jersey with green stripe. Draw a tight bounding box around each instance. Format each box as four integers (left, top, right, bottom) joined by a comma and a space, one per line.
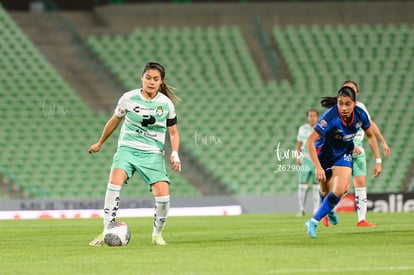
114, 89, 176, 153
354, 101, 371, 148
297, 123, 313, 160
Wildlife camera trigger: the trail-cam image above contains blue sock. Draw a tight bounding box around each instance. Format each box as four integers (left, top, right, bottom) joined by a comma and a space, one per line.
319, 191, 325, 204
313, 192, 341, 221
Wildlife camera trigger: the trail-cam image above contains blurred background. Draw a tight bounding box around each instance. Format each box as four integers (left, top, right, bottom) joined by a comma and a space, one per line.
0, 0, 413, 211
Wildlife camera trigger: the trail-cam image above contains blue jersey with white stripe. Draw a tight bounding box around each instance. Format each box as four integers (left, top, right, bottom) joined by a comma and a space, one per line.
314, 105, 371, 161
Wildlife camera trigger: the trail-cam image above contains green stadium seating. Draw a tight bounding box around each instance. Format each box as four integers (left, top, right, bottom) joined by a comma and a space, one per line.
273, 23, 414, 193
87, 26, 298, 196
2, 1, 413, 197
0, 5, 200, 199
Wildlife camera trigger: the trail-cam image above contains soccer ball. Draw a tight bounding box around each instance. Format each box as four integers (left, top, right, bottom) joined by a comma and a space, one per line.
104, 221, 131, 246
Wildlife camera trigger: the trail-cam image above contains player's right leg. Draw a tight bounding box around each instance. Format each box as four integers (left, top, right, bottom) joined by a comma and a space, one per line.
311, 184, 320, 214
353, 155, 375, 226
89, 167, 128, 247
297, 182, 308, 217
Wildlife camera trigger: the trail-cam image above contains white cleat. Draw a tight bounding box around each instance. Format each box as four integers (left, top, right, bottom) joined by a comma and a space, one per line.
152, 235, 167, 246
89, 232, 104, 247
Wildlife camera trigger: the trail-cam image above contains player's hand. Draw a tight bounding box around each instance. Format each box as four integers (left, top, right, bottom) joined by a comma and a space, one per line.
315, 166, 326, 183
353, 146, 362, 156
372, 163, 382, 178
381, 142, 391, 157
170, 151, 181, 172
88, 142, 102, 154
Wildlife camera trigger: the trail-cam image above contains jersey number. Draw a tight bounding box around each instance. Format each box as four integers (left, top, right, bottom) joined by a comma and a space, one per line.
142, 115, 156, 127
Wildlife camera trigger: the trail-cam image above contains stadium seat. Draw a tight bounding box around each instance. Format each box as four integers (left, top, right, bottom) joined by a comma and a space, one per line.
0, 7, 199, 198
2, 2, 412, 197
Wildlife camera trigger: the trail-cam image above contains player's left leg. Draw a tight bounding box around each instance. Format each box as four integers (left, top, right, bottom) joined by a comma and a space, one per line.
151, 181, 170, 245
136, 152, 171, 245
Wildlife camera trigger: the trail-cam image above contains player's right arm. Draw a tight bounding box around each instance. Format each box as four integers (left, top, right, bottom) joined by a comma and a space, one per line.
296, 126, 303, 165
295, 140, 303, 165
88, 114, 123, 154
306, 130, 325, 183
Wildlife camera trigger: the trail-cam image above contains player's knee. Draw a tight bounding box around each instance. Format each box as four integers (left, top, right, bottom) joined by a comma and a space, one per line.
331, 181, 349, 198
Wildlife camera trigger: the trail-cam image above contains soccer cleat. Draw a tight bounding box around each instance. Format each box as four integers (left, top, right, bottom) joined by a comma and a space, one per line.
327, 210, 338, 225
357, 220, 376, 227
296, 211, 305, 217
152, 235, 167, 245
89, 232, 104, 247
322, 216, 329, 227
305, 220, 318, 238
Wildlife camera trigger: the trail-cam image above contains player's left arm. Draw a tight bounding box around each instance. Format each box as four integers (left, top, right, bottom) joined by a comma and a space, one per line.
370, 120, 391, 157
364, 126, 382, 178
168, 123, 181, 172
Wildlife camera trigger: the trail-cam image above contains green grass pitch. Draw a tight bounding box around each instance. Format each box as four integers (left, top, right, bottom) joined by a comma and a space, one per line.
1, 212, 413, 275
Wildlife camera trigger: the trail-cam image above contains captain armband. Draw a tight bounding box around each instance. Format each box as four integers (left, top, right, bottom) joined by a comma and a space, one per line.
167, 116, 177, 126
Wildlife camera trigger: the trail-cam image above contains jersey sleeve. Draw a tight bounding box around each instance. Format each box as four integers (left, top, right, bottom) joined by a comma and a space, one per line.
114, 94, 127, 118
314, 109, 332, 136
357, 102, 371, 120
297, 125, 307, 142
168, 101, 176, 120
354, 105, 371, 130
360, 109, 371, 130
296, 126, 302, 141
166, 100, 177, 126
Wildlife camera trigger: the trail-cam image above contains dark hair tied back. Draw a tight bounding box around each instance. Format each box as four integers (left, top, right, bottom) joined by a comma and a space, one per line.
142, 62, 165, 79
141, 61, 181, 104
320, 86, 356, 108
337, 86, 356, 101
320, 96, 337, 108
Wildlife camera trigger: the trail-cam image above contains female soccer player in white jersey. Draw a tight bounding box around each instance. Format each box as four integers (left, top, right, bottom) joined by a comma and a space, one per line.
295, 109, 320, 216
305, 86, 382, 238
88, 62, 181, 246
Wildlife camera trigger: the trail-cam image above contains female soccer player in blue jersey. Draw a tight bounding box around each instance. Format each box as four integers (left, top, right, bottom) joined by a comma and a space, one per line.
304, 86, 382, 238
88, 62, 181, 246
342, 81, 390, 227
320, 81, 391, 228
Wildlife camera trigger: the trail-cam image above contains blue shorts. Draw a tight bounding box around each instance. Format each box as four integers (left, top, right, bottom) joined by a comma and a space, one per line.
318, 152, 353, 180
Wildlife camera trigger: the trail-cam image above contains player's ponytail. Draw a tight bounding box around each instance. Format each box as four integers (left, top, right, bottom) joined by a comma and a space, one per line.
320, 96, 337, 108
320, 86, 356, 108
159, 82, 181, 105
142, 61, 181, 104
